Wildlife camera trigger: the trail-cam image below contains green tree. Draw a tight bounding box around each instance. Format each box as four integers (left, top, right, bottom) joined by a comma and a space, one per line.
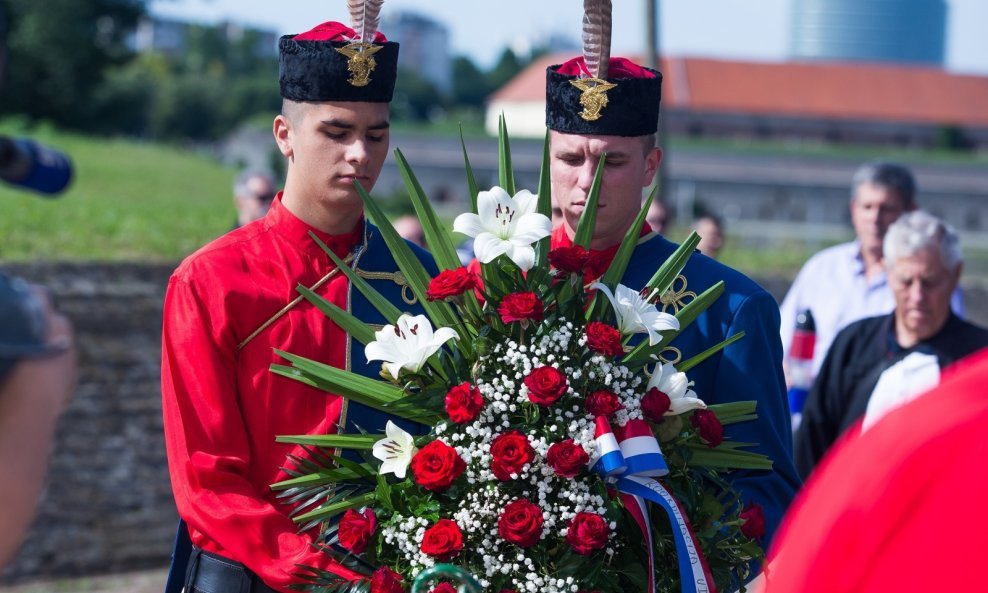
87, 53, 166, 136
0, 0, 145, 126
489, 48, 524, 90
451, 56, 491, 107
392, 68, 444, 121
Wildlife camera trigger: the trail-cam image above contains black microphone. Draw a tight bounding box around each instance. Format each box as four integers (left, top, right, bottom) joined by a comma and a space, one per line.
0, 136, 74, 196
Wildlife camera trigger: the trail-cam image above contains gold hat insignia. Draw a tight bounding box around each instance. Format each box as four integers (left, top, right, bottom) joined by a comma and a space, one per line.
335, 42, 384, 87
569, 77, 618, 121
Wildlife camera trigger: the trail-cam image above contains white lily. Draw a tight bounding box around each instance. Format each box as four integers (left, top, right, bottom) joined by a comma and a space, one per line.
452, 186, 552, 272
647, 361, 706, 415
365, 314, 458, 379
591, 282, 680, 346
372, 421, 418, 478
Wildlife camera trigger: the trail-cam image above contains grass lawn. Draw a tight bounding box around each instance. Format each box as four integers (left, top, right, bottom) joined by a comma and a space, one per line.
1, 120, 234, 262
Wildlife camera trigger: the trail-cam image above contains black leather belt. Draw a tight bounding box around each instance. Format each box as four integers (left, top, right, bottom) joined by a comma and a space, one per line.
185, 547, 279, 593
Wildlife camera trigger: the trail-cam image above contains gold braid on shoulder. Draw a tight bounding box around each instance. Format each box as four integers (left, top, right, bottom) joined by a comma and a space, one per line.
237, 253, 357, 351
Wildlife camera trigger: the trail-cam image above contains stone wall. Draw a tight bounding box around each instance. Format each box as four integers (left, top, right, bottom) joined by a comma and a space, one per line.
0, 262, 984, 583
0, 262, 177, 583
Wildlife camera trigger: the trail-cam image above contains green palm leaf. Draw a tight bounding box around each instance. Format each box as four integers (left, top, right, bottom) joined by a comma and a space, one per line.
459, 125, 480, 213
276, 434, 380, 449
395, 148, 461, 272
534, 129, 553, 271
498, 114, 516, 195
353, 182, 460, 332
572, 153, 607, 248
309, 231, 402, 325
296, 284, 376, 346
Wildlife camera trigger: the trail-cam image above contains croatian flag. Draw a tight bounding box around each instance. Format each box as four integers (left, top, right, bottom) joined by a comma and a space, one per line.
614, 418, 668, 477
591, 416, 627, 476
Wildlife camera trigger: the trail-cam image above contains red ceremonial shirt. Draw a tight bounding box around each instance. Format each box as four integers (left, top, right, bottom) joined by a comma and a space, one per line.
549, 223, 654, 282
161, 195, 364, 592
763, 349, 988, 592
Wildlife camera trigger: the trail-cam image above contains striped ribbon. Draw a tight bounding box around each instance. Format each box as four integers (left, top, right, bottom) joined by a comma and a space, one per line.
590, 416, 716, 593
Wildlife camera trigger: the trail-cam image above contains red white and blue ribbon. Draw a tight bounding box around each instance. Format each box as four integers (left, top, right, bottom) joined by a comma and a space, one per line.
614, 418, 669, 477
592, 416, 627, 476
590, 416, 715, 593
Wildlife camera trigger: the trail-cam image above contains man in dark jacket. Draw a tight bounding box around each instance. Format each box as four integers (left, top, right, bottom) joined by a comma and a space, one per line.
795, 210, 988, 479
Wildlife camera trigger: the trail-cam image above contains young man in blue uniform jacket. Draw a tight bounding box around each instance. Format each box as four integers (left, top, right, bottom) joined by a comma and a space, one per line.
543, 52, 801, 552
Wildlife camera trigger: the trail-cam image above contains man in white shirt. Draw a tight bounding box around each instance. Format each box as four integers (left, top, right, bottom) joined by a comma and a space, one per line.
779, 161, 964, 380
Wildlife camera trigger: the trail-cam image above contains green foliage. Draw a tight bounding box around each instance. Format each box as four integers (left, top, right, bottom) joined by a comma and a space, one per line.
0, 120, 233, 260
0, 1, 280, 141
87, 53, 166, 136
488, 48, 525, 90
450, 57, 490, 107
0, 0, 144, 125
392, 68, 444, 122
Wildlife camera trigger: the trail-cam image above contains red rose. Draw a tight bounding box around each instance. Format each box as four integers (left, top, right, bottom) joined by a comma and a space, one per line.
584, 253, 609, 282
565, 512, 610, 556
548, 245, 591, 274
411, 440, 466, 492
444, 382, 484, 424
585, 322, 624, 357
740, 501, 765, 540
427, 268, 478, 301
691, 409, 724, 447
490, 430, 535, 481
371, 567, 405, 593
430, 584, 457, 593
420, 519, 464, 561
497, 498, 544, 547
337, 508, 377, 554
523, 366, 568, 406
641, 387, 671, 422
585, 389, 623, 418
498, 292, 544, 324
546, 439, 590, 478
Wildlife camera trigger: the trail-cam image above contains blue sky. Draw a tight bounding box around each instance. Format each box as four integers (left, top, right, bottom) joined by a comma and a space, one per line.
149, 0, 988, 75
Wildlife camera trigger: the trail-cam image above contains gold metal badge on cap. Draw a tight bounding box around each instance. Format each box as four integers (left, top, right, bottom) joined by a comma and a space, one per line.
335, 42, 383, 87
570, 77, 618, 121
572, 0, 616, 121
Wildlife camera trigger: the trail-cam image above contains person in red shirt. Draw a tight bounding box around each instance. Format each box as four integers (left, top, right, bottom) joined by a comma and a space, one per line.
762, 348, 988, 592
161, 13, 433, 593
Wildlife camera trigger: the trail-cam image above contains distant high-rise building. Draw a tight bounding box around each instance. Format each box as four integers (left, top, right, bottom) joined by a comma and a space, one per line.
790, 0, 947, 66
129, 16, 277, 59
382, 12, 452, 94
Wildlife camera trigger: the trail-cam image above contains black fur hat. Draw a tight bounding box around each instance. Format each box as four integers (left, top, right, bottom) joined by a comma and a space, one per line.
278, 21, 398, 103
546, 57, 662, 137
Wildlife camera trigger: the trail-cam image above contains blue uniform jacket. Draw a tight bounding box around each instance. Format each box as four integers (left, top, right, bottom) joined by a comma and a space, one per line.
624, 232, 801, 547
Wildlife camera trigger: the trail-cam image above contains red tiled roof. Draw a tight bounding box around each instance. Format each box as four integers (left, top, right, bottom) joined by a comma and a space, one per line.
490, 54, 988, 127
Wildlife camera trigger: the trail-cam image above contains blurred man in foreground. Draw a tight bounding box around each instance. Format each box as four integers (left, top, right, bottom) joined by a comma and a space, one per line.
0, 276, 76, 567
765, 348, 988, 592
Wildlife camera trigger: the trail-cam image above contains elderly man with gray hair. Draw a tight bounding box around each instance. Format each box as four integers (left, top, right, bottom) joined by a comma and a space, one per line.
793, 210, 988, 479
